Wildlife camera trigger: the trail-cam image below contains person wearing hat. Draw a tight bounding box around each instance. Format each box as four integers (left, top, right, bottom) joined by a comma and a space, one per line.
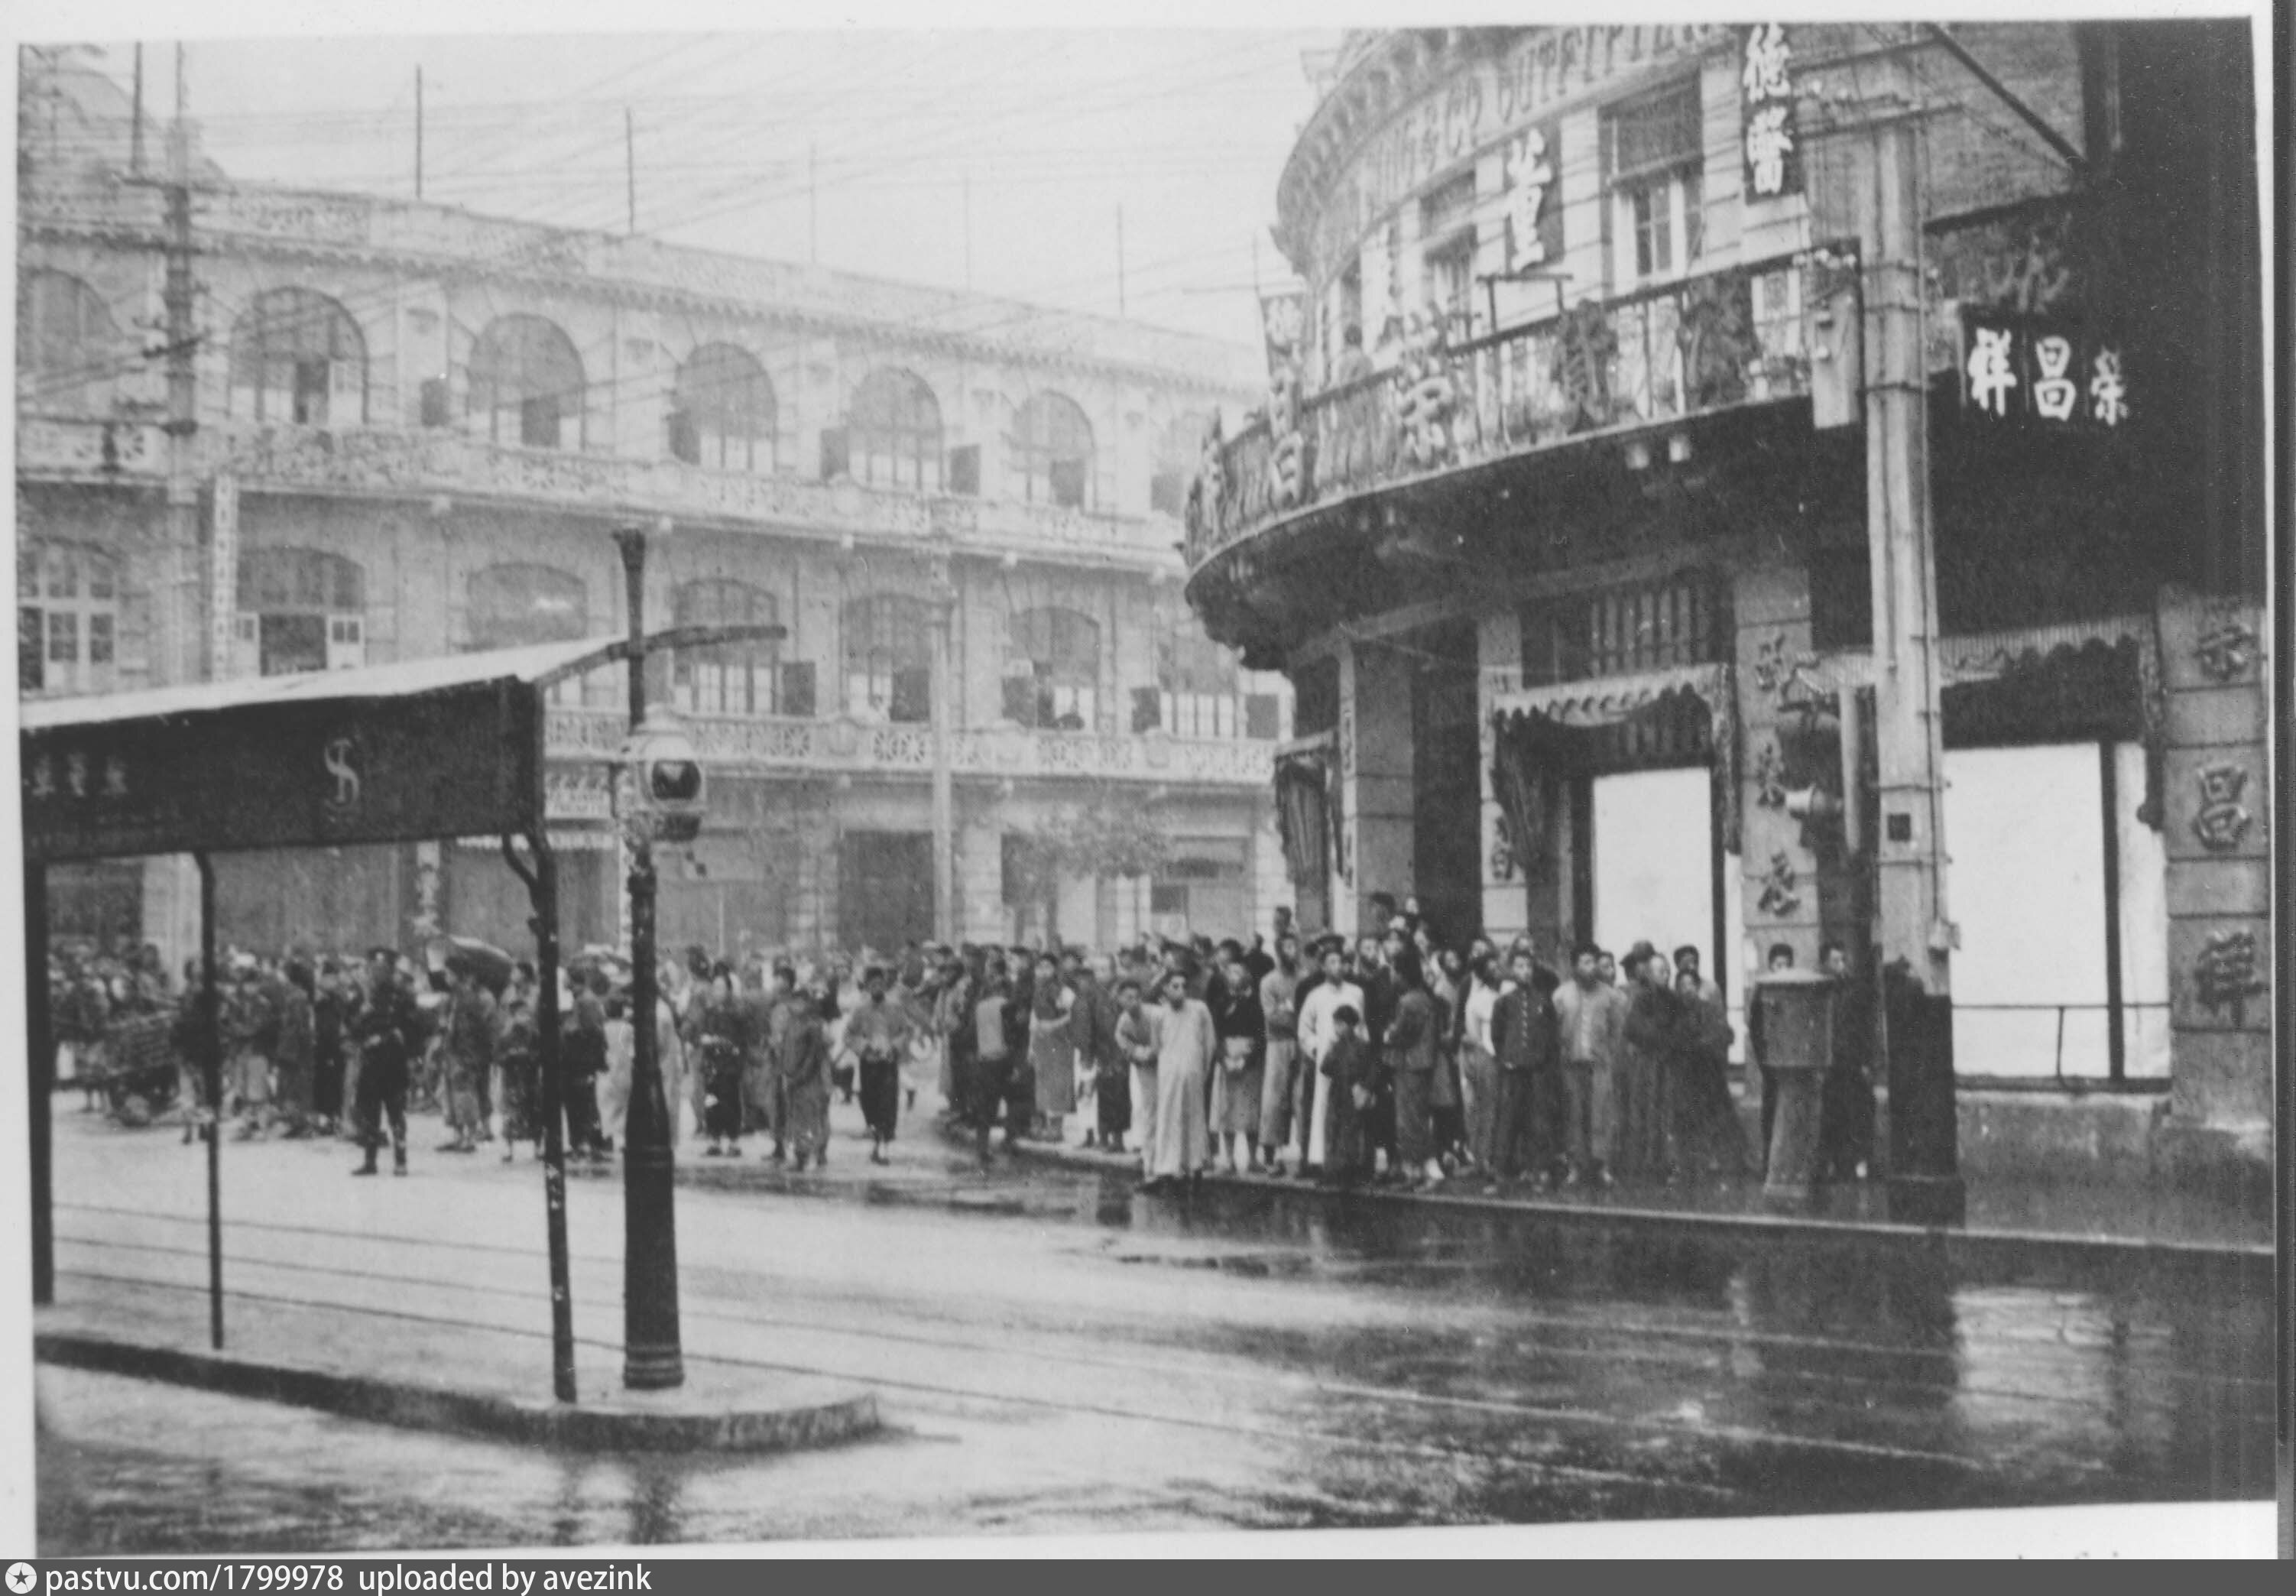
756, 963, 801, 1162
1295, 939, 1364, 1176
780, 986, 835, 1173
846, 965, 913, 1165
350, 946, 421, 1176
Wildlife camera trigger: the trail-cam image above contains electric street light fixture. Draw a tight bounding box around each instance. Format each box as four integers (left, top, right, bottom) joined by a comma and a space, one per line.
611, 523, 689, 1390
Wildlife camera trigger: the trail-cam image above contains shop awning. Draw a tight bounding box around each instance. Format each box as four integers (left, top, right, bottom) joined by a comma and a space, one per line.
1489, 660, 1732, 729
20, 626, 778, 865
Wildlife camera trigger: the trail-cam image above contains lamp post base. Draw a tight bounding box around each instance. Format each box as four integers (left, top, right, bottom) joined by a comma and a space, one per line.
621, 1346, 686, 1391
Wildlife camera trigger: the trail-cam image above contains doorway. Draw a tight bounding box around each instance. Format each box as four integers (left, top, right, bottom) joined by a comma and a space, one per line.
1590, 764, 1741, 1027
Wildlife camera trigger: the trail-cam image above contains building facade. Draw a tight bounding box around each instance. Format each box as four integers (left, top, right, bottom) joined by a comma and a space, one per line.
1182, 23, 2265, 1176
18, 62, 1286, 968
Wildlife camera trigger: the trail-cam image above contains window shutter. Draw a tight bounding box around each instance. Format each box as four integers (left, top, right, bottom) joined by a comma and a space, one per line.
1244, 693, 1281, 741
1131, 686, 1163, 733
819, 427, 850, 482
890, 665, 931, 724
780, 660, 816, 719
947, 443, 981, 495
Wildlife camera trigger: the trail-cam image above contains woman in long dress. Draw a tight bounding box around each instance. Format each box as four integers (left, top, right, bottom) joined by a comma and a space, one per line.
1145, 970, 1214, 1188
1614, 946, 1681, 1182
1386, 947, 1445, 1187
1209, 958, 1266, 1174
1028, 953, 1076, 1140
1672, 968, 1749, 1179
1458, 954, 1504, 1176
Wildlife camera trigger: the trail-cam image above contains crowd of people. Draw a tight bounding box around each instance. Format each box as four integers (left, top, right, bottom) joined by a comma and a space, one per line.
48, 900, 1878, 1195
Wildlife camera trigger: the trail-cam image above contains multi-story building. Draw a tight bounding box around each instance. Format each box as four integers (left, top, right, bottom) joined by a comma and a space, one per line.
1182, 23, 2265, 1180
17, 60, 1285, 968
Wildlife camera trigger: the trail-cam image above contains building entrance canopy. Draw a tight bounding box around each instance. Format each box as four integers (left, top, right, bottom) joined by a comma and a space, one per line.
1489, 660, 1742, 874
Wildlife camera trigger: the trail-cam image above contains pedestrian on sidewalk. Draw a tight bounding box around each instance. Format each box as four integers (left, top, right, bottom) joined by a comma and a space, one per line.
1029, 952, 1076, 1144
697, 968, 749, 1157
351, 948, 420, 1177
752, 964, 797, 1162
1143, 968, 1214, 1189
436, 965, 498, 1155
1553, 942, 1624, 1188
848, 965, 913, 1165
1672, 965, 1748, 1180
1256, 933, 1302, 1173
1457, 952, 1503, 1177
1818, 940, 1876, 1182
939, 949, 978, 1130
313, 958, 348, 1136
1748, 941, 1795, 1174
1614, 942, 1681, 1183
1386, 946, 1445, 1188
1489, 946, 1561, 1187
1318, 1004, 1379, 1188
495, 991, 543, 1162
271, 960, 318, 1139
1296, 939, 1363, 1177
1211, 953, 1266, 1174
1075, 952, 1128, 1154
564, 972, 611, 1162
971, 961, 1017, 1160
1114, 978, 1159, 1174
782, 988, 834, 1172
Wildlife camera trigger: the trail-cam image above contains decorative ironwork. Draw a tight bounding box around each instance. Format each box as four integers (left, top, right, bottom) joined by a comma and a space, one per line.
1266, 363, 1309, 510
1552, 301, 1619, 433
2191, 764, 2255, 853
1754, 850, 1800, 918
2191, 928, 2264, 1023
1677, 271, 1757, 410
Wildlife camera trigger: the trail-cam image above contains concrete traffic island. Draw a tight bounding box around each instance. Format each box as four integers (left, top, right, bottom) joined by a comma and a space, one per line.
34, 1293, 881, 1456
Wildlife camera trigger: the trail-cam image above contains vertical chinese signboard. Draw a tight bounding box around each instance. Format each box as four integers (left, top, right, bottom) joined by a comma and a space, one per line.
1960, 313, 2128, 431
1504, 121, 1564, 272
1742, 24, 1801, 202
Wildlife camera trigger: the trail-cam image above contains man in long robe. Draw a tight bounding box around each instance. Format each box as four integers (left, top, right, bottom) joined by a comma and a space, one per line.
1294, 942, 1363, 1176
845, 965, 913, 1164
1144, 969, 1214, 1188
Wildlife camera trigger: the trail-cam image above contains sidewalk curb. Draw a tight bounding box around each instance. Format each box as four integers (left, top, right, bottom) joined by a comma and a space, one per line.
34, 1330, 883, 1455
992, 1136, 2272, 1270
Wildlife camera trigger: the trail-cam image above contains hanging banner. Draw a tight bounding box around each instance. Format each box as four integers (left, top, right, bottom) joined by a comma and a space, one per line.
1740, 24, 1801, 202
1960, 312, 2128, 430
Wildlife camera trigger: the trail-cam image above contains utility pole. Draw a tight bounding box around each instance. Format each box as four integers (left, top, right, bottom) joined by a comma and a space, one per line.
625, 107, 636, 235
1857, 54, 1962, 1225
130, 44, 144, 177
808, 143, 819, 264
414, 66, 423, 200
164, 44, 204, 687
929, 540, 958, 945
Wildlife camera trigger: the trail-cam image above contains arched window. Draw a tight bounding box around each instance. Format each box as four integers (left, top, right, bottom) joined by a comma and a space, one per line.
18, 270, 120, 417
842, 595, 932, 724
848, 368, 941, 491
236, 547, 365, 675
18, 543, 118, 696
1150, 410, 1211, 517
673, 580, 780, 716
1004, 606, 1100, 729
669, 344, 776, 472
468, 316, 585, 449
1010, 391, 1094, 508
228, 288, 367, 426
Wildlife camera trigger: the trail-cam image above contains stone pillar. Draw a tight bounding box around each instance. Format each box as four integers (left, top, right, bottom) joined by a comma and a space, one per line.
1733, 566, 1827, 974
1338, 637, 1415, 936
2154, 589, 2270, 1185
1474, 610, 1529, 946
956, 816, 1007, 948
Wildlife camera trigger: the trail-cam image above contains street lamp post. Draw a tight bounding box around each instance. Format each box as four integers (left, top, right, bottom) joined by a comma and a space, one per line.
611, 523, 686, 1390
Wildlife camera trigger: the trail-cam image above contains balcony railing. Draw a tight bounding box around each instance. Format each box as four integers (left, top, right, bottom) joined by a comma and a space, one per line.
544, 707, 1274, 787
15, 414, 1175, 560
1187, 246, 1853, 569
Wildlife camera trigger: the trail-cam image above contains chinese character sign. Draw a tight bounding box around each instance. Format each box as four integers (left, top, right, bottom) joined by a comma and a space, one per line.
1258, 287, 1307, 382
1505, 124, 1561, 271
1960, 313, 2127, 432
1741, 24, 1800, 200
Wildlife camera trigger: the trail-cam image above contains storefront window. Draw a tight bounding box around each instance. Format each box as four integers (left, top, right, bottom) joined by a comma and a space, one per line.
237, 548, 365, 675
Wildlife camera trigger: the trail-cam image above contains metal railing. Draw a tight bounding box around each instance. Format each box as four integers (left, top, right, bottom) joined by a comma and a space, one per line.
1949, 1001, 2173, 1093
1188, 243, 1854, 568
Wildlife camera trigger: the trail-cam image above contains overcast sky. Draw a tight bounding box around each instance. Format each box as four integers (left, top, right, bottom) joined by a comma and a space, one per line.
31, 8, 1353, 352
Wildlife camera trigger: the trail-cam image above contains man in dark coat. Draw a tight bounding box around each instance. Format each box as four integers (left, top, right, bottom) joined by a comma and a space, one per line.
1488, 945, 1561, 1187
351, 949, 421, 1176
1817, 941, 1876, 1181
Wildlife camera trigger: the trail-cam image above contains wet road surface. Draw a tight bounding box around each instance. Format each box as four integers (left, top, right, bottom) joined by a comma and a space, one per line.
36, 1108, 2277, 1551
